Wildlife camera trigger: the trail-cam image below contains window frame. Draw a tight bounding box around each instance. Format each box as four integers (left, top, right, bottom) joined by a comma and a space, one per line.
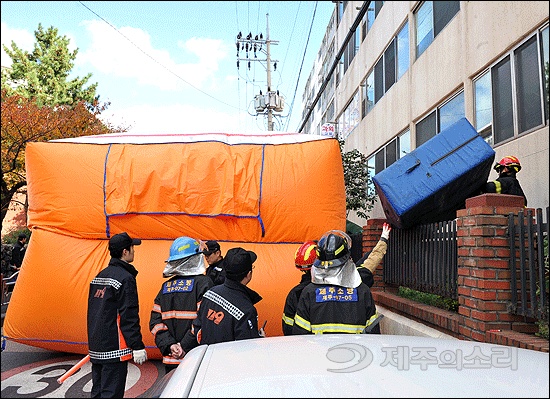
472, 24, 549, 147
415, 1, 460, 59
414, 90, 465, 147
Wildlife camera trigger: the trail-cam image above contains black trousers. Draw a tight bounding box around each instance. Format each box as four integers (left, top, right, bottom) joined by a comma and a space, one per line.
91, 361, 128, 398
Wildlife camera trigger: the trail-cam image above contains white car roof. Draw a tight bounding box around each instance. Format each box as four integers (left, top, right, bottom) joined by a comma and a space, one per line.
160, 334, 549, 398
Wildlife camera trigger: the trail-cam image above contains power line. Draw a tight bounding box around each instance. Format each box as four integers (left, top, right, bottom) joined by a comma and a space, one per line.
284, 1, 317, 131
78, 1, 240, 111
278, 1, 301, 87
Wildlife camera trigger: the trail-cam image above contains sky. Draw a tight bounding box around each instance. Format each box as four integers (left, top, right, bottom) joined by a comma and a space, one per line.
1, 1, 334, 134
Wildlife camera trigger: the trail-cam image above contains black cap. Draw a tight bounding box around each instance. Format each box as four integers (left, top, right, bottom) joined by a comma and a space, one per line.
225, 247, 257, 280
204, 240, 221, 255
108, 232, 141, 252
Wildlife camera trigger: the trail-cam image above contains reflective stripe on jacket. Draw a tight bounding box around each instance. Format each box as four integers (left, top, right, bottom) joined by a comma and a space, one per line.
149, 274, 213, 366
282, 271, 311, 335
87, 258, 145, 363
181, 278, 263, 352
292, 282, 378, 335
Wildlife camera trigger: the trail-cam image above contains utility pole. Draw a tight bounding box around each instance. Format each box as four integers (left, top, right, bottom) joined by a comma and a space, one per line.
236, 13, 284, 131
266, 13, 273, 131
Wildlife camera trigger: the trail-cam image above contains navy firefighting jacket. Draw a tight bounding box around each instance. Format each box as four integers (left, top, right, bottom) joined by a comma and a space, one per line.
87, 258, 145, 363
149, 274, 213, 366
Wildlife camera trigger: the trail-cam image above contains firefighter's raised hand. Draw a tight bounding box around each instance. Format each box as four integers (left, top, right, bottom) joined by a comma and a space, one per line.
381, 222, 392, 240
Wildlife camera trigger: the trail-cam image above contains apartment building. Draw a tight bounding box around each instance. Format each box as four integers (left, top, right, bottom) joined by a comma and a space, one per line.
300, 1, 549, 226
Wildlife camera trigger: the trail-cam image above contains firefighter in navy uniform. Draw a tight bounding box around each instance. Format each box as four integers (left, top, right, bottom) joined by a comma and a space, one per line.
149, 236, 213, 374
292, 230, 381, 335
482, 155, 527, 206
87, 232, 147, 398
181, 247, 265, 351
282, 241, 318, 335
203, 240, 226, 285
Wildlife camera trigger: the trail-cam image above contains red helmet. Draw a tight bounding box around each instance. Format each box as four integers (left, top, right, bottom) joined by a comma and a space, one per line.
494, 156, 521, 173
294, 241, 318, 270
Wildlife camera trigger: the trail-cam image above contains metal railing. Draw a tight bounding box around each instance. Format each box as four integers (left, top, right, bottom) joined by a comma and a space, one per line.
508, 207, 549, 320
1, 271, 18, 307
384, 219, 458, 299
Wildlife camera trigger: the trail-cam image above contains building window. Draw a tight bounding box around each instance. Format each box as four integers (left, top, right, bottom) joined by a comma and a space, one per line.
366, 128, 410, 193
492, 56, 514, 143
415, 1, 459, 58
398, 129, 411, 158
385, 138, 397, 167
337, 56, 344, 85
355, 24, 361, 54
542, 25, 549, 121
384, 40, 396, 92
369, 131, 410, 172
473, 25, 549, 146
362, 1, 384, 41
515, 35, 544, 133
439, 91, 464, 132
364, 19, 409, 116
397, 21, 410, 79
338, 90, 360, 140
361, 12, 367, 42
361, 79, 367, 119
415, 91, 464, 147
367, 156, 376, 193
374, 57, 384, 103
416, 111, 437, 148
474, 71, 493, 146
338, 1, 347, 26
344, 29, 358, 74
363, 71, 375, 117
326, 100, 334, 123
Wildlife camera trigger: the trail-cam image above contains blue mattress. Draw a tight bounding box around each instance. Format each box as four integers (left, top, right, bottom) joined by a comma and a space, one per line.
373, 118, 495, 229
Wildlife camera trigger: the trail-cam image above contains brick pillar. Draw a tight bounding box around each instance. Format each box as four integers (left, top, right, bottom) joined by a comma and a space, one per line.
362, 219, 386, 289
456, 193, 537, 342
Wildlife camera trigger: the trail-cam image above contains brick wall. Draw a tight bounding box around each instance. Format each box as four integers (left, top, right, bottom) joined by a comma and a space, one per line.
363, 194, 548, 353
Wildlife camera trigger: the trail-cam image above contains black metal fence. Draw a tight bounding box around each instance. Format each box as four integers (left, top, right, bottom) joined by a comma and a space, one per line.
508, 207, 549, 320
384, 219, 458, 299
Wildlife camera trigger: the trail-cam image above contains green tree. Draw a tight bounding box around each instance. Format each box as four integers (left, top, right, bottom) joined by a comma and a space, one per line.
1, 24, 128, 225
1, 23, 98, 108
339, 139, 377, 220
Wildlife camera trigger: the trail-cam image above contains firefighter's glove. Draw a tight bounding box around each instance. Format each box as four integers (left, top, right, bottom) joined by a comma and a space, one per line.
381, 223, 391, 240
133, 349, 147, 365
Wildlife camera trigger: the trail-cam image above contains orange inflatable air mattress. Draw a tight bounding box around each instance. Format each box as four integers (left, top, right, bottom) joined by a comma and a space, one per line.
4, 132, 346, 358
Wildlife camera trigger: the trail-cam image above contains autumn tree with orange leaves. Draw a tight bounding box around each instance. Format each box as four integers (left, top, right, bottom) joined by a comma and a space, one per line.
1, 90, 127, 223
1, 24, 128, 225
